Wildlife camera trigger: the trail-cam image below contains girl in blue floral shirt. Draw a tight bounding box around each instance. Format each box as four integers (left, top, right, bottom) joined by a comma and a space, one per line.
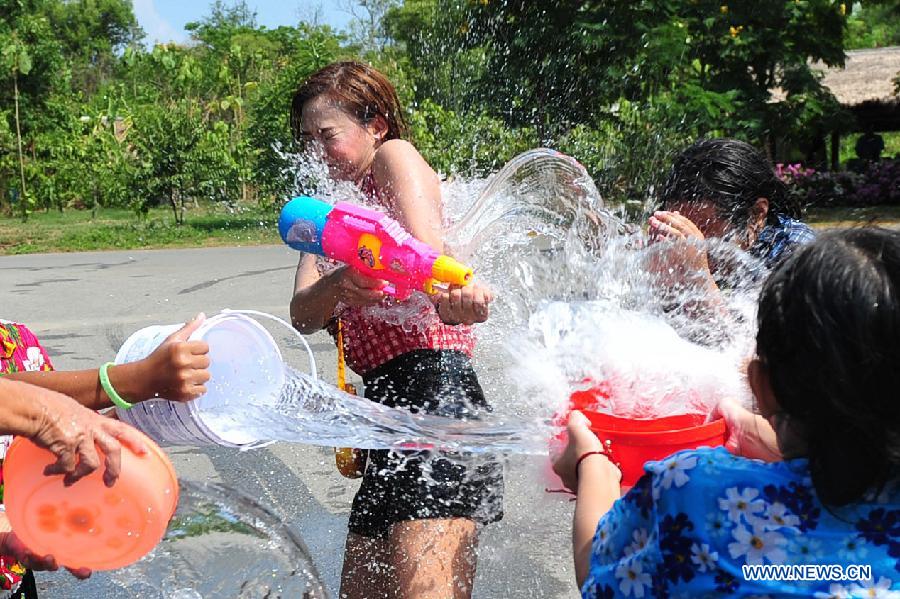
554, 228, 900, 598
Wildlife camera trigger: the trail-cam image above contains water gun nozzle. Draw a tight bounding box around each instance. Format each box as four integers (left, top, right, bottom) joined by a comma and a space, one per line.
432, 255, 474, 288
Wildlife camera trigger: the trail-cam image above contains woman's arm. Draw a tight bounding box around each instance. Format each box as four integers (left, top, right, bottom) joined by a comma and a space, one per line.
5, 315, 210, 411
371, 139, 444, 250
290, 254, 341, 334
289, 254, 387, 334
372, 139, 492, 325
646, 211, 736, 339
0, 378, 147, 485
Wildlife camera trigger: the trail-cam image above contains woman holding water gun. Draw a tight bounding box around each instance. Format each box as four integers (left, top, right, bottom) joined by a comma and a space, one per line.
288, 61, 503, 599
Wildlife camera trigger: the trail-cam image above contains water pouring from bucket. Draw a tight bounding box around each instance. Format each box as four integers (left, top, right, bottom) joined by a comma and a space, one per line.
111, 309, 548, 454
114, 310, 317, 448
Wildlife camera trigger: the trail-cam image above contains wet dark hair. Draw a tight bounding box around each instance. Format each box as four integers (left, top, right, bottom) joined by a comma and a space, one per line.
290, 61, 407, 143
660, 138, 800, 228
756, 227, 900, 505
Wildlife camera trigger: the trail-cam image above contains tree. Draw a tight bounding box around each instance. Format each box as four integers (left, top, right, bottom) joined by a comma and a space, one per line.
846, 1, 900, 48
185, 0, 258, 51
1, 35, 31, 219
341, 0, 399, 52
0, 0, 64, 220
383, 0, 484, 113
46, 0, 143, 94
391, 0, 849, 146
246, 24, 345, 202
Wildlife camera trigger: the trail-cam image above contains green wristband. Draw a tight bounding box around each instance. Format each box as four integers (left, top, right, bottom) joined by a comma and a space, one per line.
99, 362, 133, 410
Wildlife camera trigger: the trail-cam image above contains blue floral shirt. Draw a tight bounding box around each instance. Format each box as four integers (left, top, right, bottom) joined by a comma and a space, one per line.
582, 447, 900, 598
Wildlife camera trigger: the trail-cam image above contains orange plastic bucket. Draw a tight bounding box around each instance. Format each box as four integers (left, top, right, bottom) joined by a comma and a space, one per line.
3, 431, 179, 571
581, 410, 726, 487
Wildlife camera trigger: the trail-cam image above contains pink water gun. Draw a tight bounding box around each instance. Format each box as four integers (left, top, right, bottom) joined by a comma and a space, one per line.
279, 195, 474, 300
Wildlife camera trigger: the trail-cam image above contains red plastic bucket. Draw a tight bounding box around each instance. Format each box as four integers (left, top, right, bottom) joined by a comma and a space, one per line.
581, 410, 726, 487
4, 431, 178, 571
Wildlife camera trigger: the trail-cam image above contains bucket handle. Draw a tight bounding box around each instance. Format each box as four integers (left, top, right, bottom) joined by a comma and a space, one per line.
220, 308, 318, 380
219, 309, 317, 452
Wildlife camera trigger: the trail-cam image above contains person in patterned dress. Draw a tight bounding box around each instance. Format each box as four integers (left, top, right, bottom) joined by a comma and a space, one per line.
0, 316, 211, 597
554, 228, 900, 598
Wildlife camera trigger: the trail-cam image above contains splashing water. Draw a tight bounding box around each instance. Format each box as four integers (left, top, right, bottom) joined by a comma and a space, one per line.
41, 481, 329, 598
202, 366, 549, 454
189, 147, 763, 456
506, 303, 753, 422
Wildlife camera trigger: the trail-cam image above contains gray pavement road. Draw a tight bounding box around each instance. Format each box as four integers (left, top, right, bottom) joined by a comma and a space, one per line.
1, 246, 578, 599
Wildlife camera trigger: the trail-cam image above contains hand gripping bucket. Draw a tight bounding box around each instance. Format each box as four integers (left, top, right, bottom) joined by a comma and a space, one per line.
581, 411, 726, 487
114, 310, 317, 447
3, 431, 178, 571
568, 384, 726, 487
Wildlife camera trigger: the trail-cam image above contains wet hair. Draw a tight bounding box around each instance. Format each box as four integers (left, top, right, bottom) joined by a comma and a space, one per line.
660, 138, 800, 228
756, 227, 900, 505
290, 61, 408, 143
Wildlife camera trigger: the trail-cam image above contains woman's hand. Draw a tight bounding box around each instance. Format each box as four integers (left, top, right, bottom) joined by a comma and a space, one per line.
709, 398, 781, 462
26, 384, 147, 487
646, 211, 715, 287
0, 530, 56, 572
552, 411, 618, 492
0, 530, 91, 579
333, 266, 386, 307
434, 282, 493, 326
132, 314, 211, 402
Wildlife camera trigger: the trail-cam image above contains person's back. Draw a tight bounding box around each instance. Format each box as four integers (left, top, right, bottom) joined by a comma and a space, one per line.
582, 446, 898, 597
856, 130, 885, 162
555, 228, 900, 597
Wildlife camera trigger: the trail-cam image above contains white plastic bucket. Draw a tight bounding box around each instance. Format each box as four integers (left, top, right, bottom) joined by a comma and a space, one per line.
115, 310, 315, 448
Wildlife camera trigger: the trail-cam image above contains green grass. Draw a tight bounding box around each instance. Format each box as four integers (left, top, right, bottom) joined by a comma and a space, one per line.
0, 204, 281, 255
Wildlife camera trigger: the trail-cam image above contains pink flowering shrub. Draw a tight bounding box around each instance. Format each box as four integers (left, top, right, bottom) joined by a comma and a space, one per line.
784, 159, 900, 207
775, 162, 816, 183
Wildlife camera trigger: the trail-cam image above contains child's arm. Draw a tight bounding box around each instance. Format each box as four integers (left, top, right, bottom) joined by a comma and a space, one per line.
552, 411, 622, 588
5, 315, 210, 411
289, 254, 386, 334
372, 139, 491, 324
574, 454, 622, 587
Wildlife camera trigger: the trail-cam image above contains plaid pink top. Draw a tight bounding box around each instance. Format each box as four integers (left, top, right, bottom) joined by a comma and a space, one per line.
324, 172, 476, 375
328, 299, 475, 376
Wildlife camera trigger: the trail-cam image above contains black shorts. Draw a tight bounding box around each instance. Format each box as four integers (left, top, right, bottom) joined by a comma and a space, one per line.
347, 350, 505, 539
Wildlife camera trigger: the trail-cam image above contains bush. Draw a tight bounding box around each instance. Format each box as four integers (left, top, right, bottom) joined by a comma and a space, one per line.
786, 159, 900, 207
407, 100, 538, 177
556, 98, 694, 215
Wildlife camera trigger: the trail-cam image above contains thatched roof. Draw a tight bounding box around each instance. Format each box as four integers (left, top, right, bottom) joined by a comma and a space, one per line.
770, 46, 899, 105
817, 46, 900, 106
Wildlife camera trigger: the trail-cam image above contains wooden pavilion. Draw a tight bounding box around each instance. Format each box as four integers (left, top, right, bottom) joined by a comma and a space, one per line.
772, 46, 900, 169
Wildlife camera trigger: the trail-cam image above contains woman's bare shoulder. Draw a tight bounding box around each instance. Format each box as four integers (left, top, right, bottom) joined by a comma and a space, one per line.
372, 139, 432, 175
